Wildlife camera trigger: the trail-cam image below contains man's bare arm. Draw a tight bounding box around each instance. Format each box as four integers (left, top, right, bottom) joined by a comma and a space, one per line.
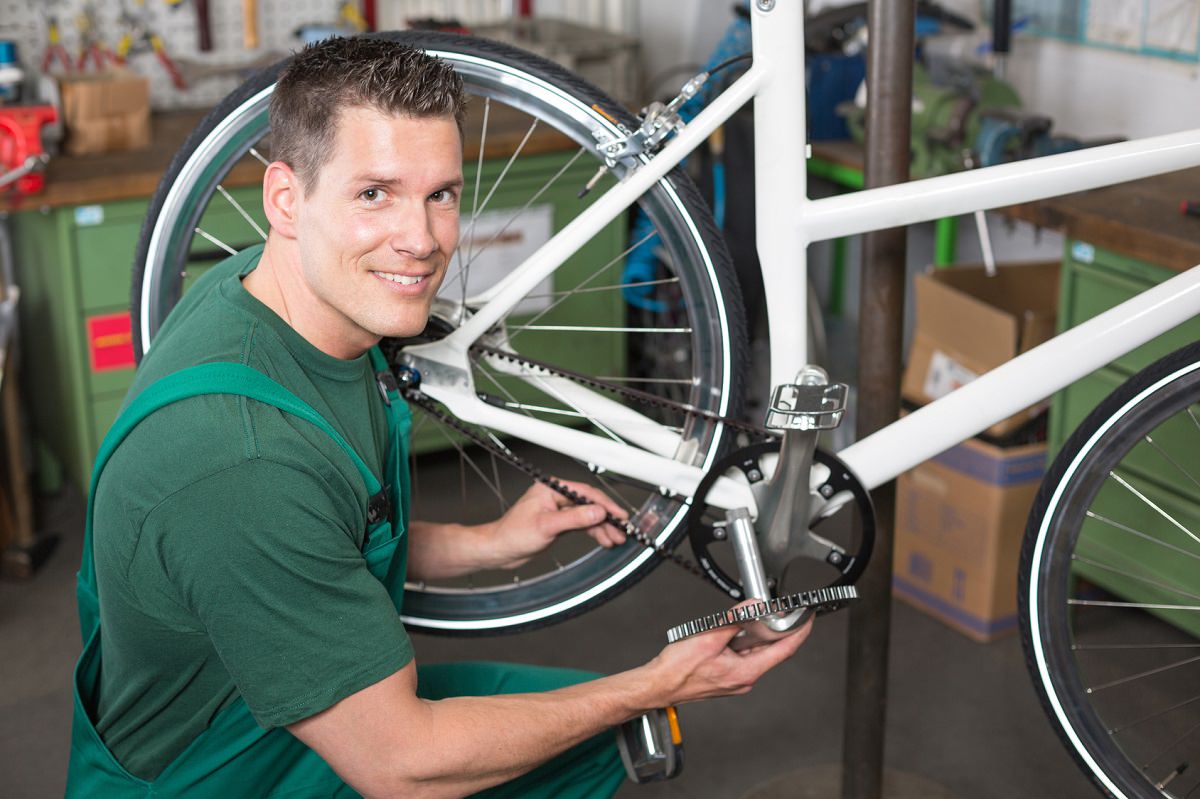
406, 481, 627, 580
288, 614, 811, 799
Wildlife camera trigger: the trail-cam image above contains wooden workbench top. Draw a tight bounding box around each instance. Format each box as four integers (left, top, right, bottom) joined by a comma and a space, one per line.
1001, 167, 1200, 273
2, 102, 577, 214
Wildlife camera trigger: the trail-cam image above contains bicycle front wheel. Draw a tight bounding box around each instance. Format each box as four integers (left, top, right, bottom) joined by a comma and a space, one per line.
132, 31, 748, 635
1021, 341, 1200, 798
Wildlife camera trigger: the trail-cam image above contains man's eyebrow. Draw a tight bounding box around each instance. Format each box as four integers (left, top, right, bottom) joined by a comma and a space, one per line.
351, 175, 465, 190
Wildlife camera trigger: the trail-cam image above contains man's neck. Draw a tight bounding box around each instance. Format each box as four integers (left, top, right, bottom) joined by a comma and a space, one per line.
242, 239, 376, 360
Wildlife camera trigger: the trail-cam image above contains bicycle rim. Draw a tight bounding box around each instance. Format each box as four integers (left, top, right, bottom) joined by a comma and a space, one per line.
1022, 342, 1200, 798
132, 32, 747, 634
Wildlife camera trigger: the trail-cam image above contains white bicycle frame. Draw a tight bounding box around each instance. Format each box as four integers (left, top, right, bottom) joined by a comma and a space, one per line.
406, 0, 1200, 515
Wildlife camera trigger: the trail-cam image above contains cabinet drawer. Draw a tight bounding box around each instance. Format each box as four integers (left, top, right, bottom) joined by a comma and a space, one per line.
75, 201, 147, 313
1063, 244, 1200, 376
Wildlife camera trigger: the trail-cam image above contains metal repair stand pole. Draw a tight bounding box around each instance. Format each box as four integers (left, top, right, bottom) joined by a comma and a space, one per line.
841, 2, 915, 798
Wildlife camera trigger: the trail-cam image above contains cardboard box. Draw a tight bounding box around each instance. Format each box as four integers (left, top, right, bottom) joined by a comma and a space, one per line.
902, 261, 1059, 438
893, 436, 1046, 642
59, 70, 150, 156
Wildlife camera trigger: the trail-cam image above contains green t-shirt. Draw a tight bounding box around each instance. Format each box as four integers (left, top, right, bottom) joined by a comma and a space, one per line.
91, 246, 414, 780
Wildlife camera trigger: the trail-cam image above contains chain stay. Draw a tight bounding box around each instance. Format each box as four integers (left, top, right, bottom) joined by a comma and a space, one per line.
399, 385, 713, 582
470, 343, 774, 439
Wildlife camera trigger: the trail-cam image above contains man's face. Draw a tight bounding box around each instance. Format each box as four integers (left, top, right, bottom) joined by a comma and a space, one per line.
291, 107, 462, 355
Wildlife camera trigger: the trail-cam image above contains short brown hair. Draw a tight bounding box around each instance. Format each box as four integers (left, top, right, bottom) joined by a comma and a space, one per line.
269, 36, 466, 192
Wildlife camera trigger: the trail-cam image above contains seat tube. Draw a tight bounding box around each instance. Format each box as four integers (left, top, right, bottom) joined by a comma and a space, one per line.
751, 0, 810, 390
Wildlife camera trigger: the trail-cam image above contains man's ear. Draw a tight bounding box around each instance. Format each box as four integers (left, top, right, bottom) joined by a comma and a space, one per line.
263, 161, 300, 239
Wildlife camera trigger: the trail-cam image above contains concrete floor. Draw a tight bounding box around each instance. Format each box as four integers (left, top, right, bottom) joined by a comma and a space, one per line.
0, 482, 1102, 799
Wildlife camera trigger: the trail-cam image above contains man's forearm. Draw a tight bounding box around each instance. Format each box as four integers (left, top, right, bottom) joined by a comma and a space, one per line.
406, 520, 501, 580
394, 668, 658, 797
297, 662, 666, 799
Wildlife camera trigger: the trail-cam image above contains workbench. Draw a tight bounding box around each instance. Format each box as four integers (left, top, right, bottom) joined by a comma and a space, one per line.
5, 108, 621, 494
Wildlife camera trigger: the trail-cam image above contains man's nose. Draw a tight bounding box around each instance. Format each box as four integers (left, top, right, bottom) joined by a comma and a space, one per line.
389, 202, 438, 259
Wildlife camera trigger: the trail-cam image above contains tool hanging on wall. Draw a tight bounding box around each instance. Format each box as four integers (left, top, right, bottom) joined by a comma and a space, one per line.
75, 3, 121, 71
243, 0, 259, 49
195, 0, 213, 52
38, 1, 74, 75
117, 0, 188, 90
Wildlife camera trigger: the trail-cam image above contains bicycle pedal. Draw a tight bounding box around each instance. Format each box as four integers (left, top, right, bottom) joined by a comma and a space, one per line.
616, 706, 684, 783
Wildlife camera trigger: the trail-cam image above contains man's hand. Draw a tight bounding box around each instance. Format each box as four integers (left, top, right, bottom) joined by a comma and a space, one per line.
485, 480, 628, 569
639, 600, 814, 706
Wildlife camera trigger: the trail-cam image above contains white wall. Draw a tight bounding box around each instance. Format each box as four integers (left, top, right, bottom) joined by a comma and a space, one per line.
634, 0, 734, 98
1006, 37, 1200, 138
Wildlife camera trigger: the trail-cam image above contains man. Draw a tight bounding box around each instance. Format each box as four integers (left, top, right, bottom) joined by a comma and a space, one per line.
67, 36, 811, 798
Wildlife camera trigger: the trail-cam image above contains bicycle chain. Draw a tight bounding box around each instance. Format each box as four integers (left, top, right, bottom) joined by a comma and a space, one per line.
399, 385, 714, 582
665, 585, 859, 644
469, 343, 775, 440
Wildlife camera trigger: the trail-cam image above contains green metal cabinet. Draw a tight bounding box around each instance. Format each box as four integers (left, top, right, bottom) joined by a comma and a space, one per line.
11, 151, 624, 492
1049, 240, 1200, 635
1048, 240, 1200, 459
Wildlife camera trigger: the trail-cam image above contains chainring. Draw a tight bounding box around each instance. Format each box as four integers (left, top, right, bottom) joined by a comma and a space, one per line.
685, 441, 875, 599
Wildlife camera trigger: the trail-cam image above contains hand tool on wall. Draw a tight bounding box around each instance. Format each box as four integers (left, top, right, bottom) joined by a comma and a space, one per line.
196, 0, 213, 52
38, 2, 74, 75
243, 0, 259, 50
117, 1, 188, 90
75, 3, 120, 72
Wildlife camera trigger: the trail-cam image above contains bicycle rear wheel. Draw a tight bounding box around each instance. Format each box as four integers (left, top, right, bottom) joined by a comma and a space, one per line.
132, 31, 747, 635
1021, 341, 1200, 798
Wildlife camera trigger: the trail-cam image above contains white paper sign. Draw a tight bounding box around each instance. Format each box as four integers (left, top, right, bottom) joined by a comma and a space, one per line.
923, 350, 979, 400
439, 204, 555, 316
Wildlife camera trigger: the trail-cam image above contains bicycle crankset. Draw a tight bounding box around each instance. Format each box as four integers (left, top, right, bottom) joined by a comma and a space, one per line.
684, 442, 875, 600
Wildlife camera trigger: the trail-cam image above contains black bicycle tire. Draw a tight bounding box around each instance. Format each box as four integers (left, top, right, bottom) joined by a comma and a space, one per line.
1019, 339, 1200, 799
130, 30, 749, 635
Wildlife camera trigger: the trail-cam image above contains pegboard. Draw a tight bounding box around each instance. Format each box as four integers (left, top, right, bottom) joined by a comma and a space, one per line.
0, 0, 351, 110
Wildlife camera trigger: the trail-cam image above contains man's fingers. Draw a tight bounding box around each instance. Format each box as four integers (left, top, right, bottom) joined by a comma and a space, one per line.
735, 618, 812, 671
557, 479, 628, 520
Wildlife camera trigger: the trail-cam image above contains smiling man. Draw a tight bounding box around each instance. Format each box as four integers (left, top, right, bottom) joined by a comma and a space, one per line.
66, 36, 811, 799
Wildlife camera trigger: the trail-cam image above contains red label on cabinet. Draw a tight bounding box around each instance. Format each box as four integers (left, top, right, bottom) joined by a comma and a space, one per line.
87, 312, 135, 372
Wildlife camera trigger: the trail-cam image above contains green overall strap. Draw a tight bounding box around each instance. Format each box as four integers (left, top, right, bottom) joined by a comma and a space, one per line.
76, 361, 383, 642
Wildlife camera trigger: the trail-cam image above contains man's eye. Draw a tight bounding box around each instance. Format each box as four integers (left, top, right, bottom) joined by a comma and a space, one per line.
360, 188, 383, 203
430, 189, 457, 204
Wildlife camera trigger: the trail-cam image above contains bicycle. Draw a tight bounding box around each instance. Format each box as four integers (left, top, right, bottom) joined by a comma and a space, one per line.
127, 4, 1200, 798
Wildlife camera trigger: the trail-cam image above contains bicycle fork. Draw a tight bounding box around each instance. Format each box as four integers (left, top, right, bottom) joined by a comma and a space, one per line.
726, 367, 849, 644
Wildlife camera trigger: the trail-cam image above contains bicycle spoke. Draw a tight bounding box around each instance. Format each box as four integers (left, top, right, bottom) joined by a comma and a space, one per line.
1076, 643, 1200, 651
1072, 550, 1200, 601
1109, 470, 1200, 547
470, 117, 538, 228
1086, 510, 1200, 563
424, 412, 509, 508
1110, 694, 1200, 736
1070, 599, 1200, 611
216, 184, 267, 240
1143, 719, 1200, 770
508, 228, 659, 338
1085, 653, 1200, 693
451, 147, 587, 289
593, 375, 695, 385
525, 276, 680, 299
194, 227, 237, 255
248, 147, 270, 167
510, 324, 694, 334
499, 401, 588, 419
1145, 433, 1200, 492
459, 97, 490, 303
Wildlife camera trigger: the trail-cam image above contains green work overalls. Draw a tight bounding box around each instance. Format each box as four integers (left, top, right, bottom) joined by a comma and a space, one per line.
66, 351, 625, 798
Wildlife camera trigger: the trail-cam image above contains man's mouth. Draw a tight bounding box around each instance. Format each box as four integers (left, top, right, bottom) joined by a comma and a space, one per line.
373, 272, 426, 285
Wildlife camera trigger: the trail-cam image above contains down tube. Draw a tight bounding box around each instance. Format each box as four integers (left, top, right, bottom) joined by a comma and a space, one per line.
837, 266, 1200, 490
